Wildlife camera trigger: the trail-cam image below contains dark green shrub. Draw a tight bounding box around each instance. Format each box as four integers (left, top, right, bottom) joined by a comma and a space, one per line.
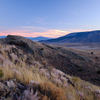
58, 47, 60, 49
79, 68, 83, 72
95, 57, 99, 59
9, 41, 14, 45
91, 52, 93, 54
40, 48, 44, 50
97, 70, 100, 74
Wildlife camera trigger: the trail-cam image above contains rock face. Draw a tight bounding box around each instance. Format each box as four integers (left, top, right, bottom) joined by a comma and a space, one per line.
6, 35, 38, 54
40, 30, 100, 43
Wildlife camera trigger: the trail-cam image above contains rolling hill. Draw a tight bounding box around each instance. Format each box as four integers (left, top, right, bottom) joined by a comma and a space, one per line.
40, 30, 100, 43
26, 36, 52, 41
0, 35, 100, 99
1, 35, 100, 86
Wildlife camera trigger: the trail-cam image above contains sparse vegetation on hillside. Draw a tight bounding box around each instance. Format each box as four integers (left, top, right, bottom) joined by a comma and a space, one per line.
40, 48, 44, 50
0, 69, 3, 78
97, 70, 100, 75
91, 52, 94, 54
0, 35, 100, 100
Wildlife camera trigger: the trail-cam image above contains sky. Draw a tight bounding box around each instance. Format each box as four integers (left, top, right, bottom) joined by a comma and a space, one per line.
0, 0, 100, 38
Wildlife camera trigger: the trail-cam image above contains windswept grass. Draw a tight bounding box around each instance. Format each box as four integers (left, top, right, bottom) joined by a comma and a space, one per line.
0, 65, 48, 84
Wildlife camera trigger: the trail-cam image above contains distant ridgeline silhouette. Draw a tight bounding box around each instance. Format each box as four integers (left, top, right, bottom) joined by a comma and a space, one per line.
0, 36, 52, 41
39, 30, 100, 43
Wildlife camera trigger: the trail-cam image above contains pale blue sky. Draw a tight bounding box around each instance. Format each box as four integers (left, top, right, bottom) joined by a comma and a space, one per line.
0, 0, 100, 37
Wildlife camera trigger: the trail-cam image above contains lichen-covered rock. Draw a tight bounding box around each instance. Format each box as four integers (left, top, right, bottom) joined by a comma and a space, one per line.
7, 80, 16, 88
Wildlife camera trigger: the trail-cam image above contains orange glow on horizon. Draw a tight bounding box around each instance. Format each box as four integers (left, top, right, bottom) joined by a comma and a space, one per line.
0, 29, 92, 38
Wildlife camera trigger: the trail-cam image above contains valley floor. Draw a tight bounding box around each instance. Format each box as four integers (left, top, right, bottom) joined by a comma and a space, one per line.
49, 43, 100, 56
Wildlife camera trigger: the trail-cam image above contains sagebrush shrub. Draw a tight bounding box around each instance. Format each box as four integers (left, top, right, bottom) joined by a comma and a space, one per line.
91, 52, 93, 54
40, 48, 44, 50
97, 70, 100, 74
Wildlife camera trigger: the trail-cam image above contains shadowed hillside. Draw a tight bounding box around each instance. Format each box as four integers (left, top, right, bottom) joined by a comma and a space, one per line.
0, 35, 100, 99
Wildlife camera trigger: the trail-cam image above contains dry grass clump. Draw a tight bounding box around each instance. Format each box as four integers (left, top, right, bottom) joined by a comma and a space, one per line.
1, 65, 48, 84
16, 67, 34, 84
75, 82, 94, 100
0, 57, 49, 84
0, 44, 14, 57
71, 77, 82, 84
53, 78, 62, 87
69, 77, 100, 100
39, 95, 48, 100
28, 81, 67, 100
38, 82, 67, 100
2, 66, 14, 80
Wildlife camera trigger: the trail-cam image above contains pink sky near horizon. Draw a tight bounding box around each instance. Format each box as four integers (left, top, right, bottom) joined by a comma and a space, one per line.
0, 0, 100, 39
0, 29, 92, 38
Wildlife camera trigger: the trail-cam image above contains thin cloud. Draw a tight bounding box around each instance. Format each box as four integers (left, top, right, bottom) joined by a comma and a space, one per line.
66, 29, 92, 33
0, 29, 69, 38
58, 22, 74, 25
21, 26, 47, 30
69, 10, 79, 16
34, 17, 48, 25
27, 22, 30, 24
0, 28, 93, 38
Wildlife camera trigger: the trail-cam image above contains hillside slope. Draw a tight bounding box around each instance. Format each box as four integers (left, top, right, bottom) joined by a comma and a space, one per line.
0, 35, 100, 99
0, 35, 100, 86
40, 30, 100, 43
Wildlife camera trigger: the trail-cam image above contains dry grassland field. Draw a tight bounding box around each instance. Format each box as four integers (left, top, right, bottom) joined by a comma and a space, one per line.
49, 43, 100, 56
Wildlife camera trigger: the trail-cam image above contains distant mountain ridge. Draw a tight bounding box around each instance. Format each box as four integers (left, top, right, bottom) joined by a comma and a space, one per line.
40, 30, 100, 43
26, 36, 52, 41
0, 36, 52, 41
0, 36, 6, 39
